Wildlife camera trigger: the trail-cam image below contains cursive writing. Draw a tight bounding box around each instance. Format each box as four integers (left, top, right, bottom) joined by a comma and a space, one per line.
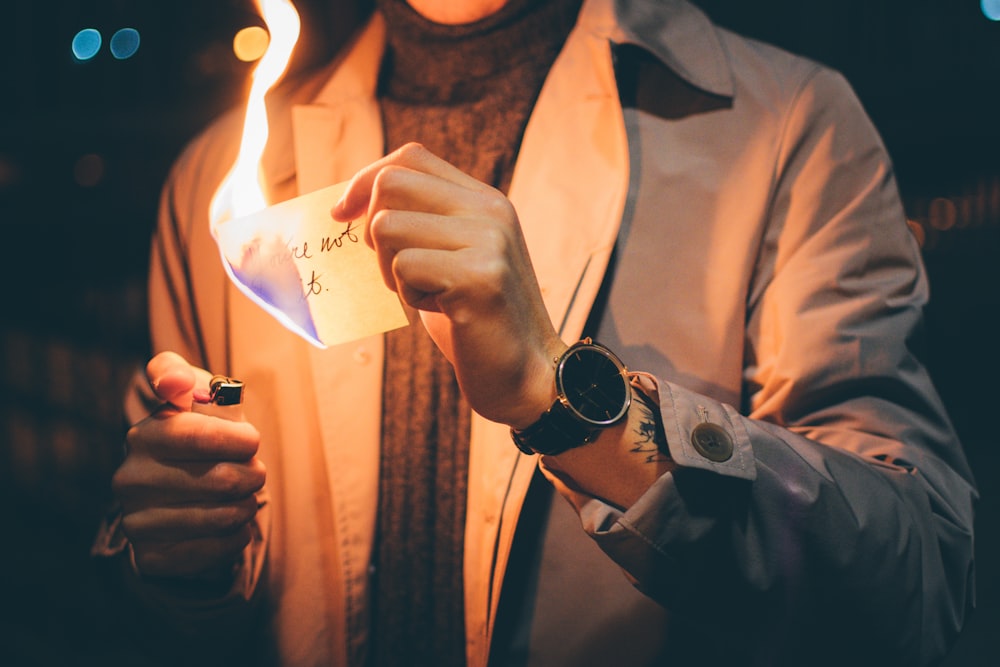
320, 219, 360, 251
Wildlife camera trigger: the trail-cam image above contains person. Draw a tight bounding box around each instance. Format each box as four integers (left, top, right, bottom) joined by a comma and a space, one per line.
92, 0, 978, 665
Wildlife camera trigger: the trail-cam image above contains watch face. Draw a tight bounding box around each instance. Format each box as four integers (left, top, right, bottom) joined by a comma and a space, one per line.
557, 343, 630, 426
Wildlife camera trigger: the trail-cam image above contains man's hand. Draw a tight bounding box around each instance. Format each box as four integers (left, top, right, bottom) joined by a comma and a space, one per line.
112, 352, 265, 582
331, 143, 565, 428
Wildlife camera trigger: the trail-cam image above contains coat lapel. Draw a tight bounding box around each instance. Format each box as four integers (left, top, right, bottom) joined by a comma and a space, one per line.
464, 0, 630, 659
289, 17, 390, 662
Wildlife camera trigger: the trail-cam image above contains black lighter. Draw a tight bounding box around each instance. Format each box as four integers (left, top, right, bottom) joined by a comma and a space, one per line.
191, 375, 246, 421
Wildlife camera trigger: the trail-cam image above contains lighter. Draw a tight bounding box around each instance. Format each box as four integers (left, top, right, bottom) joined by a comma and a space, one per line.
191, 375, 246, 421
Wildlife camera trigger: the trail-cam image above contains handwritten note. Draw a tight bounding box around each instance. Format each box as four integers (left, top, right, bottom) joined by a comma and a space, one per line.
212, 181, 408, 348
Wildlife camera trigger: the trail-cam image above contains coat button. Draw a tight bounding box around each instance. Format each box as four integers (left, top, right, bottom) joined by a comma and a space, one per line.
691, 423, 734, 462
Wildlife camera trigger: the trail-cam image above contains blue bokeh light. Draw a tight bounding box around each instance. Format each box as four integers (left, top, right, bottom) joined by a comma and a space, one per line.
110, 28, 141, 60
71, 28, 102, 61
984, 0, 1000, 21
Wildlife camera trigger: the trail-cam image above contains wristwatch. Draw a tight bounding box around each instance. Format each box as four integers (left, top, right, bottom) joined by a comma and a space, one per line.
511, 338, 632, 455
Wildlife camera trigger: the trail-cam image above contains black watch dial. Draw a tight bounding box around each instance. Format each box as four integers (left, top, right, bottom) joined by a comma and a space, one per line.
557, 342, 630, 426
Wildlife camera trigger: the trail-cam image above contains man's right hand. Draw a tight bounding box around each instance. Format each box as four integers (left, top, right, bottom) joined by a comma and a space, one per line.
112, 352, 265, 582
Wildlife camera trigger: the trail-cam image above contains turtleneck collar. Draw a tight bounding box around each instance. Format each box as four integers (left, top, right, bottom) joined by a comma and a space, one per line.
376, 0, 583, 104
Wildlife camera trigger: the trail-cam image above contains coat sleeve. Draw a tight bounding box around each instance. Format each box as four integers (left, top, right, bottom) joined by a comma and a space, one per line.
550, 66, 977, 666
93, 116, 272, 664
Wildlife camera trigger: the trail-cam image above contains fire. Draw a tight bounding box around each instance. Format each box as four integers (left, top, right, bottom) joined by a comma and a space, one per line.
209, 0, 301, 228
203, 0, 408, 347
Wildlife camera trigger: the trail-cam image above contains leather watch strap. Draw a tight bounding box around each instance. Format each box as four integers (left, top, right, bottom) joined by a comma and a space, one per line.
510, 398, 599, 455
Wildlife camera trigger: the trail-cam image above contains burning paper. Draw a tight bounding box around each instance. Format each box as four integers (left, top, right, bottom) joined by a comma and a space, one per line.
208, 0, 406, 348
213, 184, 408, 347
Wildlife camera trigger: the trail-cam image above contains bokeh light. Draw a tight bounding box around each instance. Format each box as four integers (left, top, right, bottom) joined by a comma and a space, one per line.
73, 153, 106, 188
233, 26, 270, 62
0, 155, 22, 192
928, 197, 958, 231
71, 28, 102, 61
110, 28, 141, 60
983, 0, 1000, 21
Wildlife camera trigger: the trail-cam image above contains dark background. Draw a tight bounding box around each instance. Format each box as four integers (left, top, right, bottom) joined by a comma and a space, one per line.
1, 0, 997, 664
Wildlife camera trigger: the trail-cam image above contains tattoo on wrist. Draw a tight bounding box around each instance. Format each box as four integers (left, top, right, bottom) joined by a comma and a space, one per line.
631, 393, 670, 464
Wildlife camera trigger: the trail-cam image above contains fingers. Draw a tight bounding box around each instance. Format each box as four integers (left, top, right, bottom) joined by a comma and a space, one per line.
331, 142, 489, 225
112, 455, 266, 507
114, 445, 265, 579
121, 495, 260, 542
130, 527, 254, 580
328, 142, 522, 304
367, 209, 473, 297
127, 411, 260, 462
392, 245, 513, 316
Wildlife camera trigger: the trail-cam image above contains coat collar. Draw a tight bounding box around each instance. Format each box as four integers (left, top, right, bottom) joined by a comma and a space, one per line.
607, 0, 734, 98
280, 0, 734, 325
260, 0, 733, 192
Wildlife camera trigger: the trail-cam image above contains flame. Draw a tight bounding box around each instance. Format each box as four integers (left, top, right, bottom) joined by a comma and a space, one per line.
202, 0, 406, 347
210, 0, 301, 228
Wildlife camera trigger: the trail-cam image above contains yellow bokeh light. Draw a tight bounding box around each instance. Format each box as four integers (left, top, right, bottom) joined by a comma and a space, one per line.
233, 25, 270, 62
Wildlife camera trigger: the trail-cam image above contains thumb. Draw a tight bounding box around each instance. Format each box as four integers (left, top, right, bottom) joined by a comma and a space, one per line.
145, 351, 200, 409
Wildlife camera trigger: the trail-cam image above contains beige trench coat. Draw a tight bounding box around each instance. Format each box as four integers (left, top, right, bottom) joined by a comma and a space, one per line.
109, 0, 976, 665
